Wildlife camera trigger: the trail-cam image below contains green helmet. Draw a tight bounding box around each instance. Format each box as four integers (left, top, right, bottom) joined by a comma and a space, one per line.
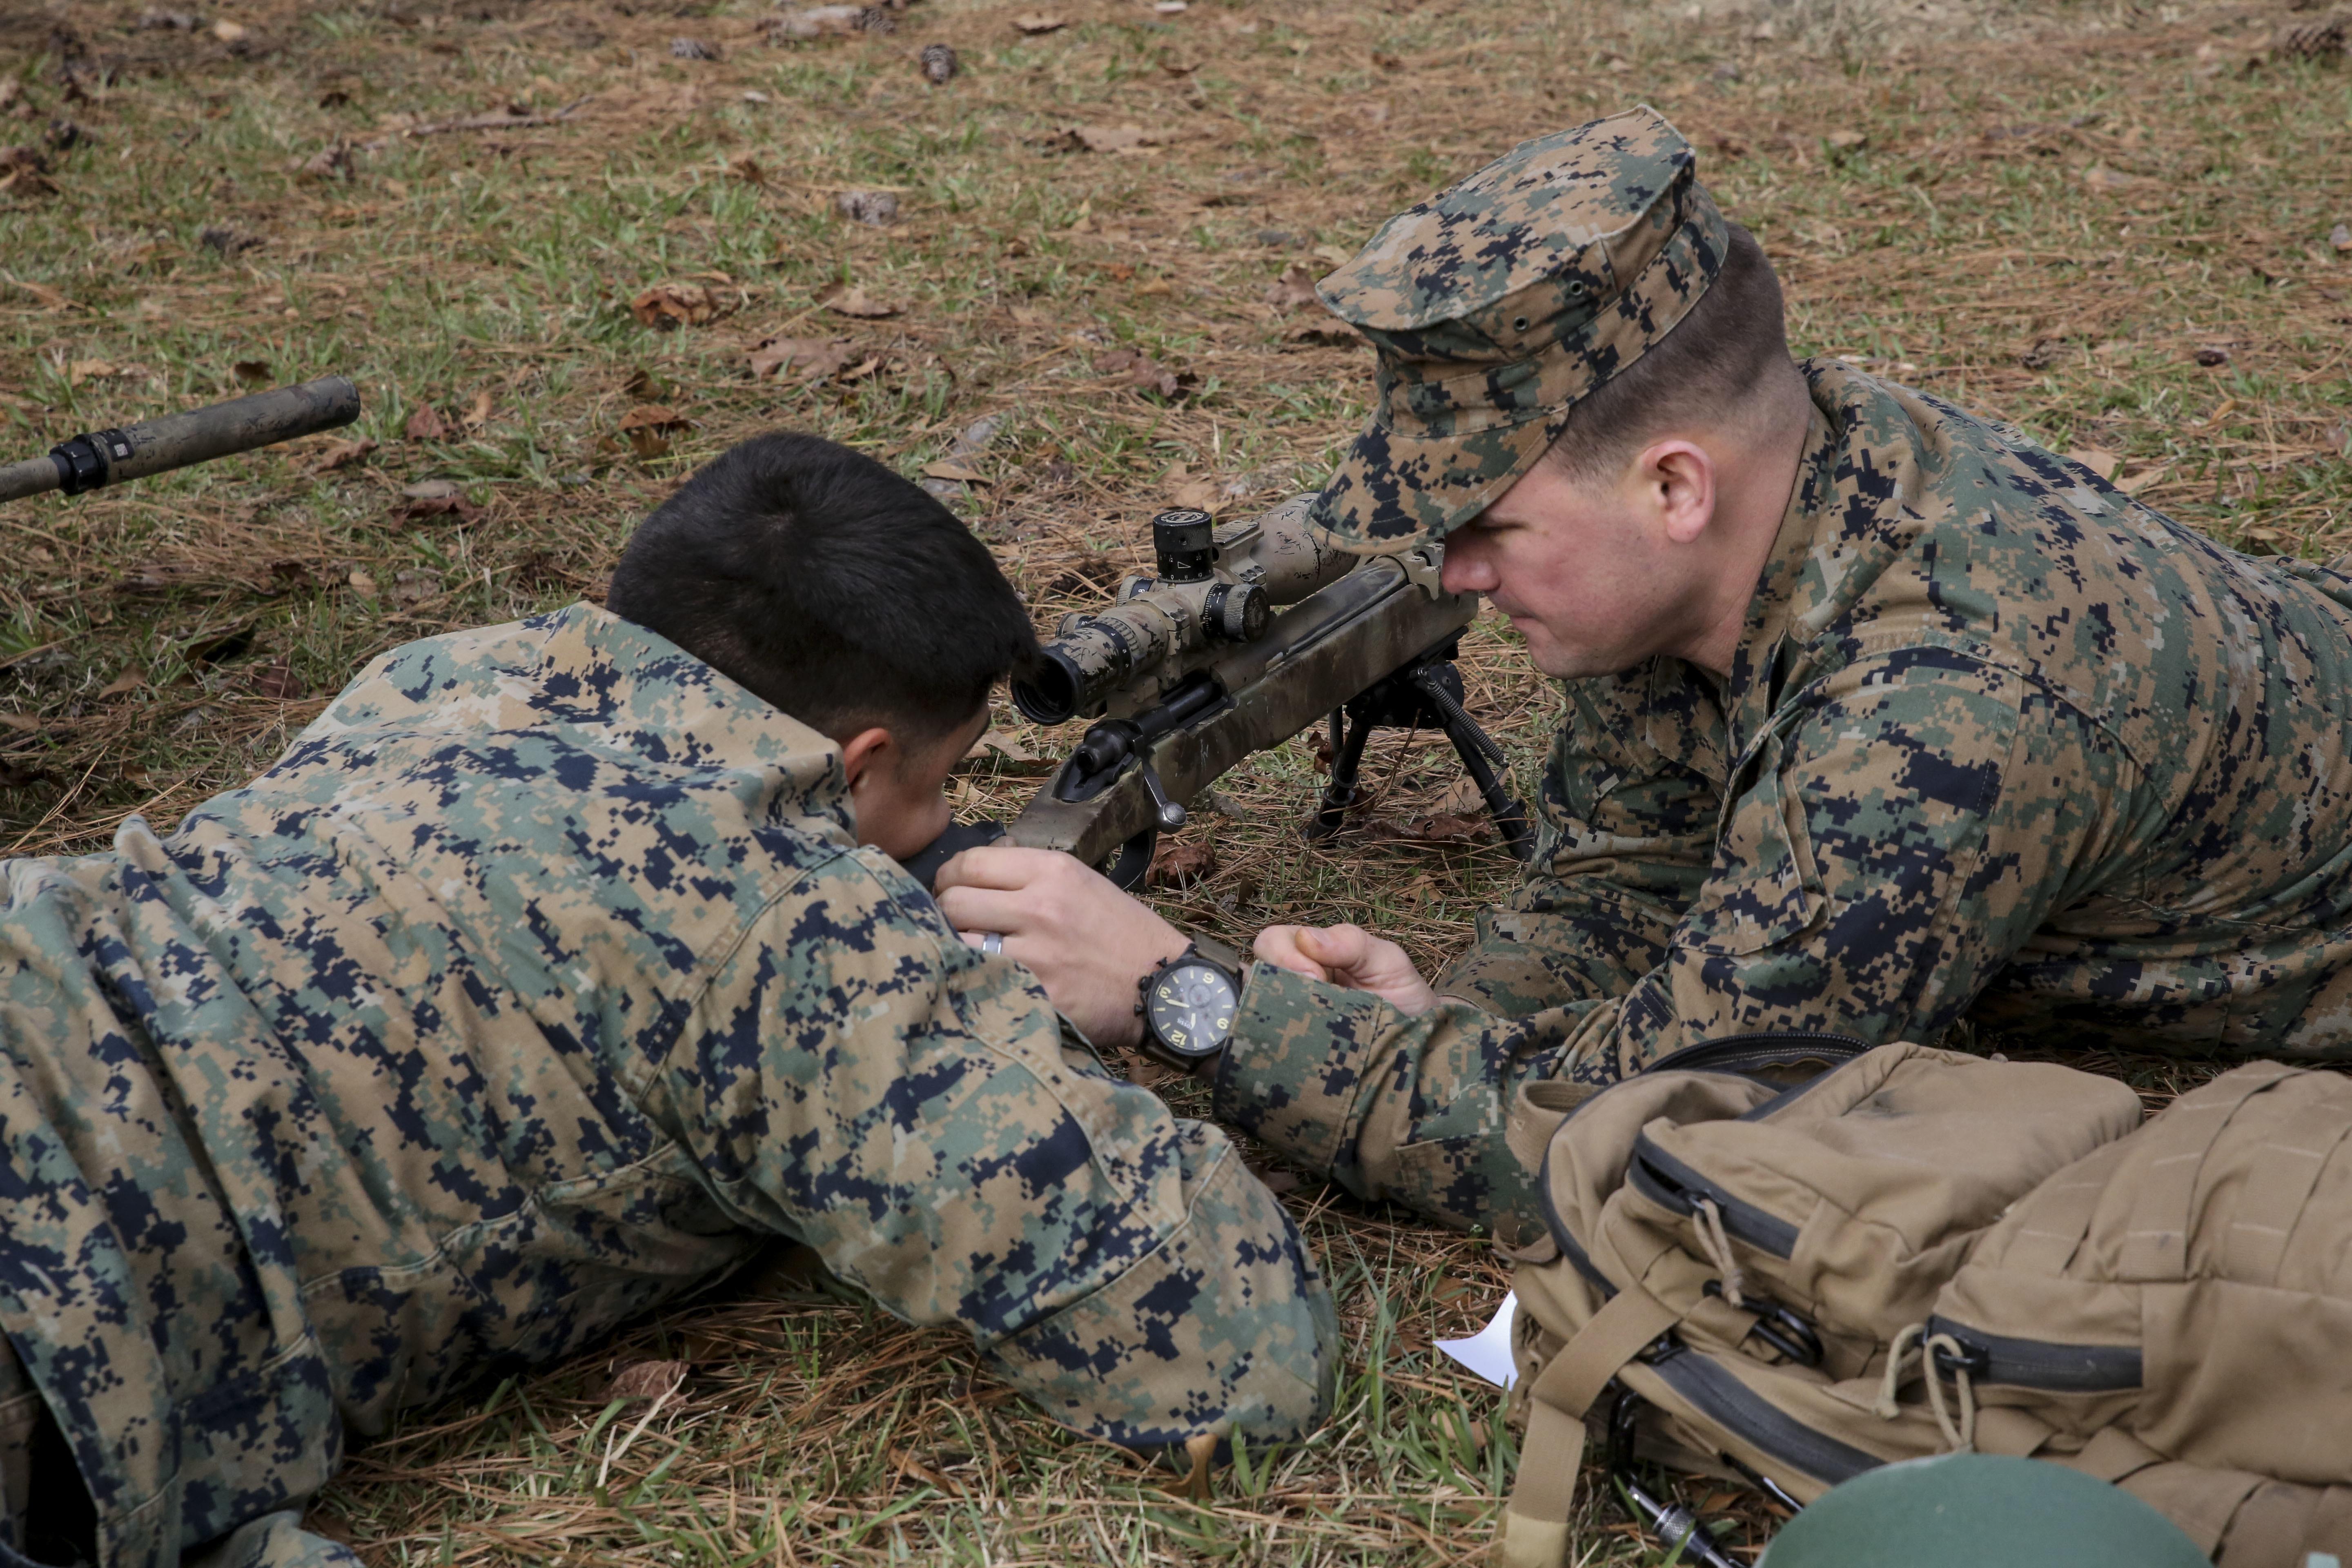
1758, 1454, 2209, 1568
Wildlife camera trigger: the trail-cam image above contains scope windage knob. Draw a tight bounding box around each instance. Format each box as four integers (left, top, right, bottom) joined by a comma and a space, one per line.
1151, 508, 1216, 582
1203, 581, 1269, 642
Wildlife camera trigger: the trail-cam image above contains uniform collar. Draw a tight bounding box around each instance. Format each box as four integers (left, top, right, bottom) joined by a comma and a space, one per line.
1719, 359, 1925, 750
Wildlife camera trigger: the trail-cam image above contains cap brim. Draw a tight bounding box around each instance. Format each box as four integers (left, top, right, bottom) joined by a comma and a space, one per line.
1308, 410, 1566, 556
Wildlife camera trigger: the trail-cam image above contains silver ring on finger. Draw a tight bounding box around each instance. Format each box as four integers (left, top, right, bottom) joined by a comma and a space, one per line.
979, 932, 1004, 956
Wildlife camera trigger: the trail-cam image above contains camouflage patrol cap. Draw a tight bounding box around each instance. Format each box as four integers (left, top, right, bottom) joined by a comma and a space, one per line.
1308, 107, 1731, 553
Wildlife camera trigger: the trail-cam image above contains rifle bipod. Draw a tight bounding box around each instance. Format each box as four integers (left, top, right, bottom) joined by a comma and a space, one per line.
1303, 643, 1533, 861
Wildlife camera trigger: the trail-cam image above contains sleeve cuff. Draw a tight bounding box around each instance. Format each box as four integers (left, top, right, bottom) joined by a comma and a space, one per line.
1210, 962, 1396, 1176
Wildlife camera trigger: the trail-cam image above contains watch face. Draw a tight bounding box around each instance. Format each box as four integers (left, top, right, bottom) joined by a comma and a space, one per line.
1146, 960, 1238, 1058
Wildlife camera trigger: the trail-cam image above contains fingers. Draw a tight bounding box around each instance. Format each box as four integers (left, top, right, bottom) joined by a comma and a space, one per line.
935, 884, 1032, 938
1253, 925, 1331, 982
1295, 923, 1372, 969
933, 844, 1085, 895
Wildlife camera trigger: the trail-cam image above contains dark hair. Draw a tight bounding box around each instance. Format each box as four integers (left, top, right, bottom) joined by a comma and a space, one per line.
606, 432, 1037, 743
1544, 223, 1795, 481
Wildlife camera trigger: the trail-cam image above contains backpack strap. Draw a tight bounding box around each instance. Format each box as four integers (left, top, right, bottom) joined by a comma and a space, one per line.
1498, 1285, 1686, 1568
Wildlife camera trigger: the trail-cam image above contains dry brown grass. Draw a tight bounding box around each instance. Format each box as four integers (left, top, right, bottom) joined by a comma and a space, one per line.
3, 0, 2349, 1559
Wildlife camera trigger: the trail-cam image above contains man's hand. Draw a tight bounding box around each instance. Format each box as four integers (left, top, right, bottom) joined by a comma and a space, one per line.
1254, 924, 1438, 1016
935, 846, 1187, 1050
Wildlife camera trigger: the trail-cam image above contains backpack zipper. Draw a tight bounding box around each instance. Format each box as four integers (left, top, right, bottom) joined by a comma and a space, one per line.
1628, 1137, 1802, 1259
1924, 1316, 2143, 1392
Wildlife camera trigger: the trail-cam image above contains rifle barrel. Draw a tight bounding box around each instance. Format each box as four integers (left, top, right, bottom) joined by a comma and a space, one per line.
0, 376, 361, 503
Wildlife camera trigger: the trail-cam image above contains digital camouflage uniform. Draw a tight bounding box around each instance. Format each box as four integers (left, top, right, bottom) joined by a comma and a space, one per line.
0, 604, 1335, 1568
1207, 108, 2352, 1238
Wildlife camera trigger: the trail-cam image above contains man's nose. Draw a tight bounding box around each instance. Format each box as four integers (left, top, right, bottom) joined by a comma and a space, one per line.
1440, 539, 1495, 596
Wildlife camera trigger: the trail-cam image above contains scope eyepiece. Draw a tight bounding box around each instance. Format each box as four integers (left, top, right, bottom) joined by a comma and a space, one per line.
1012, 646, 1089, 726
1152, 508, 1216, 582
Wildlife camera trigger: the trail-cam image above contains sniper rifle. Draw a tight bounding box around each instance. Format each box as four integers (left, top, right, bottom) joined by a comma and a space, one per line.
906, 496, 1534, 891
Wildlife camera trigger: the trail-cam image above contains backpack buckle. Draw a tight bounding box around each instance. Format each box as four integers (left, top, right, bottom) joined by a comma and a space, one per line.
1703, 1279, 1825, 1368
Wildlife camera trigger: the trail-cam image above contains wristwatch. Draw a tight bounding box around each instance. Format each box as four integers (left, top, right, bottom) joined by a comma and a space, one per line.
1134, 936, 1246, 1071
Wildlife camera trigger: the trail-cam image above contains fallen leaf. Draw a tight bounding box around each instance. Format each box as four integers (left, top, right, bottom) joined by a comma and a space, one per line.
402, 479, 462, 501
1283, 320, 1357, 347
669, 36, 719, 60
630, 282, 718, 330
966, 731, 1038, 762
310, 437, 377, 472
297, 142, 352, 181
232, 359, 272, 386
747, 335, 855, 383
183, 623, 256, 666
394, 494, 483, 526
1116, 1048, 1184, 1091
1054, 123, 1178, 155
1363, 811, 1496, 846
2195, 345, 2233, 368
835, 188, 900, 226
346, 568, 379, 597
768, 5, 884, 41
1171, 477, 1220, 511
403, 404, 450, 441
247, 657, 305, 700
2065, 448, 2122, 480
609, 1360, 690, 1401
1012, 12, 1069, 33
389, 568, 444, 606
1092, 347, 1190, 399
2116, 466, 2168, 496
818, 283, 900, 318
2334, 223, 2352, 255
1147, 836, 1217, 886
1270, 263, 1326, 312
199, 225, 263, 256
725, 154, 764, 184
1431, 1275, 1472, 1301
66, 358, 118, 383
617, 403, 693, 459
212, 18, 247, 42
2082, 163, 2139, 192
5, 275, 69, 310
922, 459, 988, 484
1371, 49, 1403, 68
0, 711, 40, 733
1825, 128, 1867, 150
460, 388, 494, 430
93, 669, 140, 698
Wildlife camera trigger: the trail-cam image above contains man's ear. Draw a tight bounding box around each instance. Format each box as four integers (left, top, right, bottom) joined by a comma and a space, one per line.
838, 726, 895, 788
1639, 439, 1719, 546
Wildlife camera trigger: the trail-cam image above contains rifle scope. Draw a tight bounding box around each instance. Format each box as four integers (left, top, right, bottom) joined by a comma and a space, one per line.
0, 376, 362, 503
1013, 499, 1353, 726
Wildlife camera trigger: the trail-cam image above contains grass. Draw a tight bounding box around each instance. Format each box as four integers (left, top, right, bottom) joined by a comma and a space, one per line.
2, 0, 2349, 1561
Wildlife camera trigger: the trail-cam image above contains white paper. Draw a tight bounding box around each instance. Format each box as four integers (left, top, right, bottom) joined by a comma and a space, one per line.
1434, 1289, 1519, 1389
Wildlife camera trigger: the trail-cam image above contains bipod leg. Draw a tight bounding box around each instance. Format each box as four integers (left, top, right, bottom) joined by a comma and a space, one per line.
1305, 705, 1374, 841
1408, 664, 1535, 862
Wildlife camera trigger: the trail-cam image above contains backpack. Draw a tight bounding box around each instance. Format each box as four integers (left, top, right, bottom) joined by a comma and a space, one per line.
1498, 1035, 2352, 1568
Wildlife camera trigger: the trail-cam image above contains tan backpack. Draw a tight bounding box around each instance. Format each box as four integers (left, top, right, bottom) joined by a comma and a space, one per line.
1499, 1035, 2352, 1568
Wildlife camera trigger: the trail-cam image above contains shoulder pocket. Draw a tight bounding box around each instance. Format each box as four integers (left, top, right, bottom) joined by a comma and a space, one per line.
1692, 745, 1823, 956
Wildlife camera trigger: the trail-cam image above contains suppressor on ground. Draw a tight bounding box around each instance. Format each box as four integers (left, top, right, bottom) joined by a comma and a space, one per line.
0, 376, 362, 503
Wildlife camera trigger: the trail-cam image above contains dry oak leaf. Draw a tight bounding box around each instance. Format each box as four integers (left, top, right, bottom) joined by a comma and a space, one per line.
232, 360, 272, 387
1147, 836, 1217, 887
630, 282, 718, 330
403, 404, 451, 441
459, 388, 494, 430
747, 334, 855, 383
1012, 12, 1069, 33
247, 657, 306, 701
2065, 448, 2122, 481
921, 459, 987, 484
608, 1359, 690, 1401
1284, 320, 1357, 348
394, 494, 484, 527
818, 283, 900, 319
1364, 811, 1496, 846
310, 437, 377, 472
618, 403, 694, 459
1093, 347, 1189, 399
1263, 263, 1321, 312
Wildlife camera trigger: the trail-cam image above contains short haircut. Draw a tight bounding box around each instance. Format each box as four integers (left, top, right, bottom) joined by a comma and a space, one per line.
607, 432, 1037, 743
1542, 223, 1795, 482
